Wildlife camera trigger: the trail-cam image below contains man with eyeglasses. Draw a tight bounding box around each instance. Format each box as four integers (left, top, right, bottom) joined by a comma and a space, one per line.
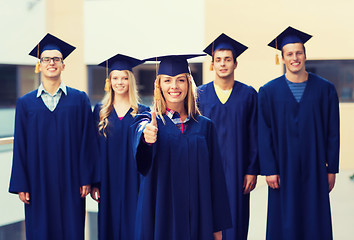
9, 33, 98, 240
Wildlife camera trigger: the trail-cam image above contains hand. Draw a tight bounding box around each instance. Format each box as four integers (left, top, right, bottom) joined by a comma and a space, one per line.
243, 175, 257, 194
80, 185, 91, 198
213, 231, 222, 240
266, 175, 280, 189
143, 111, 158, 144
328, 173, 336, 193
90, 187, 100, 202
19, 192, 30, 204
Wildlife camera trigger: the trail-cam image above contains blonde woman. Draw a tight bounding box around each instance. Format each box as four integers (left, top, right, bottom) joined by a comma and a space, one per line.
91, 54, 149, 240
132, 55, 232, 240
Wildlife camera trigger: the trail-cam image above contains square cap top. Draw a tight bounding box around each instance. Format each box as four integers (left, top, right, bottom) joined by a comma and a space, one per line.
203, 33, 248, 58
268, 26, 312, 50
29, 33, 75, 59
144, 54, 205, 76
98, 54, 144, 72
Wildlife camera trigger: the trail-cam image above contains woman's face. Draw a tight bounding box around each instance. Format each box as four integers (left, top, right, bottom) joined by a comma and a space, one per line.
110, 70, 129, 96
160, 73, 188, 109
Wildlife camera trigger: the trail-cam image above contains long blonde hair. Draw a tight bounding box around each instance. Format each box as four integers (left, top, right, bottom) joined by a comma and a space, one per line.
153, 73, 200, 122
98, 70, 140, 137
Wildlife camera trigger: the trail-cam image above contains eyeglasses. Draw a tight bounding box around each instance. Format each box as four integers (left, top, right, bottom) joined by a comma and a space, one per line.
40, 57, 63, 64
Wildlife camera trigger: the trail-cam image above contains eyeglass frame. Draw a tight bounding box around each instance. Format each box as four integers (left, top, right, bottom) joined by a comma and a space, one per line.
40, 57, 63, 64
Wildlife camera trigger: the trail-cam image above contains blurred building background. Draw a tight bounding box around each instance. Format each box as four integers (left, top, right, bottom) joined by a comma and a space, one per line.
1, 0, 353, 239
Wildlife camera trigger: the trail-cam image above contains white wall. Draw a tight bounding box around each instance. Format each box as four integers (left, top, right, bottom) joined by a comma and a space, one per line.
85, 0, 206, 64
0, 0, 45, 65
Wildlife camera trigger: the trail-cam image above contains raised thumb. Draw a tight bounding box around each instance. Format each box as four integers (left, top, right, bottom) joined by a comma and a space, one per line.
151, 111, 157, 127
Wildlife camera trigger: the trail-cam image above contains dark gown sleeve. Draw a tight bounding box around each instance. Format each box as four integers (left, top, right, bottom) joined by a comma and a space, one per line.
9, 98, 29, 194
258, 86, 278, 176
138, 104, 151, 113
78, 93, 99, 186
246, 89, 259, 175
326, 85, 340, 173
207, 120, 233, 232
91, 104, 102, 188
131, 112, 154, 176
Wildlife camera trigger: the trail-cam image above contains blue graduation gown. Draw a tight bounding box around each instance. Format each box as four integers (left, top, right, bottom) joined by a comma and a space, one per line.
9, 87, 99, 240
132, 113, 232, 240
198, 81, 259, 240
258, 73, 340, 240
93, 104, 149, 240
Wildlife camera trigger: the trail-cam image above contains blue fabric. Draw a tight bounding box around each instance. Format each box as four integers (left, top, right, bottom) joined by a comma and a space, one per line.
198, 81, 259, 240
9, 87, 99, 240
131, 113, 232, 240
280, 35, 302, 48
93, 104, 149, 240
267, 26, 312, 50
285, 78, 307, 102
144, 54, 205, 76
97, 54, 144, 72
29, 33, 76, 59
203, 33, 248, 58
258, 73, 340, 240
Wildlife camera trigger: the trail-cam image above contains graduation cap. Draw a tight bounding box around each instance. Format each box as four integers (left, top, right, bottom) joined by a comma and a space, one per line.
268, 26, 312, 64
203, 33, 248, 70
98, 54, 144, 92
144, 54, 205, 101
29, 33, 76, 73
144, 54, 205, 76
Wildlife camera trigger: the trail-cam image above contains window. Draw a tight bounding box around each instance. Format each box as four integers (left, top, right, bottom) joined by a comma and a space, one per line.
306, 60, 354, 102
0, 65, 17, 107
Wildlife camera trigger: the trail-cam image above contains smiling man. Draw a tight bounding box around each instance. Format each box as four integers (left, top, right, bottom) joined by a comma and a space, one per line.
198, 33, 259, 240
258, 27, 340, 240
9, 33, 98, 240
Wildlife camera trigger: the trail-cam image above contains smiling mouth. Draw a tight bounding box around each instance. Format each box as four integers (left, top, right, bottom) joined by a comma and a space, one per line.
115, 86, 125, 90
169, 92, 181, 97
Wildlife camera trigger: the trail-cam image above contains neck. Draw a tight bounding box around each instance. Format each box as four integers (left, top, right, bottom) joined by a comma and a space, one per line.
285, 70, 308, 83
113, 92, 130, 106
42, 78, 61, 95
214, 76, 234, 90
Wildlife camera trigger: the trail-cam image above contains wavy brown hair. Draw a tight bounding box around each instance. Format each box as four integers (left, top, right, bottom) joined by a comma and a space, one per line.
153, 73, 200, 123
98, 70, 140, 137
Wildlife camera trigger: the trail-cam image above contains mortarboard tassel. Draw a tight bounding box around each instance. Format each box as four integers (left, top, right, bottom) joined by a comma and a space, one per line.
104, 60, 110, 92
275, 38, 280, 65
35, 61, 40, 73
35, 43, 40, 73
104, 78, 110, 92
275, 54, 280, 65
154, 80, 161, 101
209, 40, 215, 71
153, 58, 161, 101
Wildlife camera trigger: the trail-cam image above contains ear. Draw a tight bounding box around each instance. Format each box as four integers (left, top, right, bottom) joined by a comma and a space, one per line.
38, 62, 43, 73
234, 60, 238, 70
61, 62, 65, 71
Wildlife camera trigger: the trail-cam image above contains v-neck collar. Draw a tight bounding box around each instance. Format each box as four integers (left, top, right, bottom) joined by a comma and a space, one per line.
38, 91, 65, 113
112, 107, 133, 121
211, 81, 237, 105
282, 74, 311, 104
163, 114, 193, 135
